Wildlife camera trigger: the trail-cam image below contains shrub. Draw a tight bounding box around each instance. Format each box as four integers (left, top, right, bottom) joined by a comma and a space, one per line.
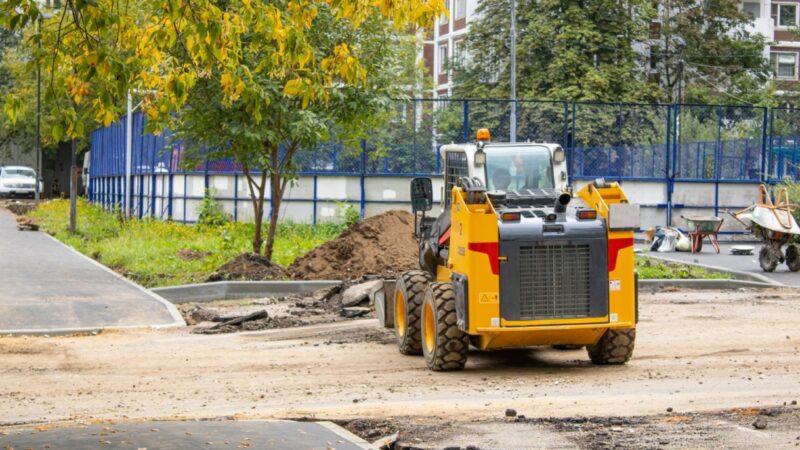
197, 188, 230, 226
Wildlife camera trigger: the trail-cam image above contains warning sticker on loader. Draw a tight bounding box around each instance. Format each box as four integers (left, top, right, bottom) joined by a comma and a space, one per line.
609, 279, 621, 291
479, 293, 498, 304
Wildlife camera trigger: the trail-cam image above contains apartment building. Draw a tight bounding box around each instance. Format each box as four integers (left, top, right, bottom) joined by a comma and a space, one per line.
743, 0, 800, 82
423, 0, 478, 98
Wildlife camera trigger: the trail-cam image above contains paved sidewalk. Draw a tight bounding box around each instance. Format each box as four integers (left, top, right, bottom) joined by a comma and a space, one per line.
0, 420, 370, 449
642, 242, 800, 287
0, 209, 183, 333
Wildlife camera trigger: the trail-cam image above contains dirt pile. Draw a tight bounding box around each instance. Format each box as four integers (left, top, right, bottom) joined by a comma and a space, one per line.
289, 210, 419, 280
1, 200, 35, 216
208, 253, 286, 281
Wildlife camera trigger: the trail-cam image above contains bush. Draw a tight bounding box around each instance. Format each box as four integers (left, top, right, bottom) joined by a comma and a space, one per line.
197, 188, 230, 227
336, 201, 360, 227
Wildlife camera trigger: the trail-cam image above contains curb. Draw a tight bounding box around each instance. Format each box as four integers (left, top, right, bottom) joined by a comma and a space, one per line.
638, 253, 782, 286
152, 280, 343, 303
639, 279, 780, 290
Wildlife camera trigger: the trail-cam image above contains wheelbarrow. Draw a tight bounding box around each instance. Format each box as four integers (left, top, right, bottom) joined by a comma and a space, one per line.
728, 184, 800, 272
681, 215, 724, 253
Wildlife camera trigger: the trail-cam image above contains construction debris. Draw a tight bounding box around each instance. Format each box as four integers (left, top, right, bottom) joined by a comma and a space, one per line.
179, 280, 383, 334
341, 279, 384, 306
16, 216, 39, 231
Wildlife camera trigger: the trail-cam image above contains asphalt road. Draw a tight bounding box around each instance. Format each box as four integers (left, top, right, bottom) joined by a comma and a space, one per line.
643, 242, 800, 286
0, 420, 369, 449
0, 208, 183, 333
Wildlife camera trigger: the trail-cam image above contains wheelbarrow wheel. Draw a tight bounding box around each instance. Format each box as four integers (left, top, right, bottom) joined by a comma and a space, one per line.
786, 245, 800, 272
759, 246, 780, 272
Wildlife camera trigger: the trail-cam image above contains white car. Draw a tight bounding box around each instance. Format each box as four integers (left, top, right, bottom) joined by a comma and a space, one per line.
0, 165, 43, 198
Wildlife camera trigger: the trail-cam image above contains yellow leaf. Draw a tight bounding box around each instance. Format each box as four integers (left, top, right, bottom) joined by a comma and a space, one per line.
283, 78, 302, 96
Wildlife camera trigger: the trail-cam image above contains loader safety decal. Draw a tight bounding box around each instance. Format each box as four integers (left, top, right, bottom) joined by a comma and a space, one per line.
608, 237, 634, 272
468, 242, 500, 275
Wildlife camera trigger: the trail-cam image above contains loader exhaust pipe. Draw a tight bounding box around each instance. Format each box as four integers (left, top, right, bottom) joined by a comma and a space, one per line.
554, 193, 571, 214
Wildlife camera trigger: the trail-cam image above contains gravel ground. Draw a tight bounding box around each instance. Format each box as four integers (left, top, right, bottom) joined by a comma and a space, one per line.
1, 288, 799, 448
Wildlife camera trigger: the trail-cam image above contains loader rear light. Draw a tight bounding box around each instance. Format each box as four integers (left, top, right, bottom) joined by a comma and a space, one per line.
501, 211, 521, 222
576, 209, 597, 220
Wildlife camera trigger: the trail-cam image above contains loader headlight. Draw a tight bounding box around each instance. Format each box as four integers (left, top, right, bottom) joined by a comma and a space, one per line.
474, 148, 486, 166
553, 147, 565, 163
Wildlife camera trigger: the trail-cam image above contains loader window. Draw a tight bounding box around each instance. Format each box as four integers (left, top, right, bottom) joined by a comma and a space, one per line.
485, 146, 554, 191
444, 151, 469, 206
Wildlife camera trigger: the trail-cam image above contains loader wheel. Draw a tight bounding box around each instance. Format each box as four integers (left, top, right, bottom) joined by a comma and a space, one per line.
786, 245, 800, 272
421, 282, 469, 371
394, 270, 431, 355
759, 246, 780, 272
587, 328, 635, 365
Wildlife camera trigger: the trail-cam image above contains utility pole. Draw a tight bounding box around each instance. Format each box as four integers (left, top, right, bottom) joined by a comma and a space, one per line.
509, 0, 517, 143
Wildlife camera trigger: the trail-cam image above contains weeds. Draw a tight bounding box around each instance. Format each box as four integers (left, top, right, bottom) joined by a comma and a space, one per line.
29, 199, 348, 288
635, 257, 732, 280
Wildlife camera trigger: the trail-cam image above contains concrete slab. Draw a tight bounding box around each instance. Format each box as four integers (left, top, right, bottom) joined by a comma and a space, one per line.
152, 280, 342, 303
0, 420, 371, 449
0, 209, 183, 334
641, 242, 800, 287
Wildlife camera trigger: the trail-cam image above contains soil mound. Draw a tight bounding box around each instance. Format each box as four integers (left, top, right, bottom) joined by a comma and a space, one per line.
2, 200, 35, 216
209, 253, 286, 281
289, 210, 419, 280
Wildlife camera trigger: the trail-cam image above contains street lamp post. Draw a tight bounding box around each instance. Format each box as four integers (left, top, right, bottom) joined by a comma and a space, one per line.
509, 0, 517, 143
35, 17, 42, 205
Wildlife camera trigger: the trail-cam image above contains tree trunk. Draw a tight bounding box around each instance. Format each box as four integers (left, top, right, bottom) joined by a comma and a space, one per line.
264, 144, 282, 260
242, 161, 267, 255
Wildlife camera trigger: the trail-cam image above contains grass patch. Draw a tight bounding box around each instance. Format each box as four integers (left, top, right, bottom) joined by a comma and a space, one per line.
29, 199, 347, 288
635, 256, 732, 280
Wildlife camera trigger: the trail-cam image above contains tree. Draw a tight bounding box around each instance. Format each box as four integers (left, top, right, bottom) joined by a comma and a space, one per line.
453, 0, 652, 103
654, 0, 771, 105
2, 0, 442, 256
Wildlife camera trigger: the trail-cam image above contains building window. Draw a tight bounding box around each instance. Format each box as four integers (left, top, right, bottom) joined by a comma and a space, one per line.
440, 0, 449, 25
772, 3, 798, 27
452, 39, 465, 67
455, 0, 466, 20
742, 2, 760, 18
771, 52, 797, 79
439, 44, 448, 73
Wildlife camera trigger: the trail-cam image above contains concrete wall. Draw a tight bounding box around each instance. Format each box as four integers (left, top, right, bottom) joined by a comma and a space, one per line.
91, 173, 759, 235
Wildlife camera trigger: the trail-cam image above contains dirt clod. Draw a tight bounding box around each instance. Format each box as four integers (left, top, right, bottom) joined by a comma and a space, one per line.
753, 416, 768, 430
177, 249, 211, 261
505, 409, 517, 418
209, 253, 286, 281
289, 210, 418, 280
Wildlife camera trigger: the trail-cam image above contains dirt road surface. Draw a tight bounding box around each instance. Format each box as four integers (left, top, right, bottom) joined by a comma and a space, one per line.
2, 288, 800, 448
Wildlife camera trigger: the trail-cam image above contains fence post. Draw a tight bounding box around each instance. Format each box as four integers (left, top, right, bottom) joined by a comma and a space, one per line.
761, 108, 768, 183
312, 175, 318, 225
714, 106, 723, 216
233, 173, 239, 222
360, 139, 367, 219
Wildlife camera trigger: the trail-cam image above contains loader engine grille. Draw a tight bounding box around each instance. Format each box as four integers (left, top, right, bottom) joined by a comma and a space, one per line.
518, 244, 592, 319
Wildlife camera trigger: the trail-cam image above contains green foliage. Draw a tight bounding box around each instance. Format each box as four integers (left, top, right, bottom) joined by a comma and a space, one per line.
335, 200, 360, 227
635, 257, 732, 280
455, 0, 652, 103
29, 199, 347, 288
197, 188, 230, 227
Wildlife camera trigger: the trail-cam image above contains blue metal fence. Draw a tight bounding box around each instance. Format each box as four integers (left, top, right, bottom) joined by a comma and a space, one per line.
88, 99, 800, 223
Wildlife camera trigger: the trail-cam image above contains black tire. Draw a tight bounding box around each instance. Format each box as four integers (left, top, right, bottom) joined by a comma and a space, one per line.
421, 282, 469, 371
786, 245, 800, 272
393, 270, 431, 355
759, 246, 779, 272
587, 328, 635, 365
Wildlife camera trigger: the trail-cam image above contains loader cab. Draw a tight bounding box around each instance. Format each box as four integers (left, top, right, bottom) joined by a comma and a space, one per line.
439, 137, 568, 209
